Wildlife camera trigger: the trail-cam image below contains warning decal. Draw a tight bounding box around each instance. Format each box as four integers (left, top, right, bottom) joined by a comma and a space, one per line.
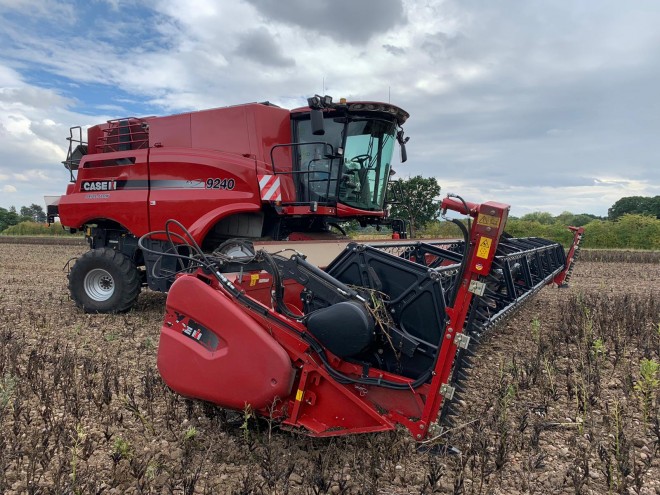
477, 213, 500, 228
476, 237, 492, 259
258, 175, 282, 201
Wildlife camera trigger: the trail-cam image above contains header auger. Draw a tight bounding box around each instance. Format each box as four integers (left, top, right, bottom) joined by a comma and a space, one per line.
154, 196, 582, 440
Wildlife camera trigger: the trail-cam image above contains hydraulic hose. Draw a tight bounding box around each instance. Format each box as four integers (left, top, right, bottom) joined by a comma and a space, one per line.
139, 220, 435, 391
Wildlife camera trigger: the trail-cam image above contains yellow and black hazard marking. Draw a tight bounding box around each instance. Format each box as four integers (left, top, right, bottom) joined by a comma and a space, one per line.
476, 213, 500, 229
476, 237, 492, 259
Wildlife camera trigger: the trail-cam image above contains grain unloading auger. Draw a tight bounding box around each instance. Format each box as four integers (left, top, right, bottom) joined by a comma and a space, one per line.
155, 197, 584, 441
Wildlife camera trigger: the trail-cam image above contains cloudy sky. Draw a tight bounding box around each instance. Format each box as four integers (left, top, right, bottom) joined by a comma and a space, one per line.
1, 0, 658, 217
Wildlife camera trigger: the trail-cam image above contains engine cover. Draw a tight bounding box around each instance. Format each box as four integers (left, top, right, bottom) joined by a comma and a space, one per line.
158, 276, 294, 410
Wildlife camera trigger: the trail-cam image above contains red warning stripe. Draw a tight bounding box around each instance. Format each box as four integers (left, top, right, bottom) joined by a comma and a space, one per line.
258, 175, 281, 201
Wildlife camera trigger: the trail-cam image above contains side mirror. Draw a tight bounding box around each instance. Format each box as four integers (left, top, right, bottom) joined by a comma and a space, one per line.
396, 130, 409, 163
400, 143, 407, 163
311, 109, 325, 136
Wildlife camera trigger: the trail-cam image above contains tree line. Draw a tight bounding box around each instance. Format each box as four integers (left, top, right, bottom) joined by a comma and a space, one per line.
0, 204, 47, 232
386, 177, 660, 249
608, 195, 660, 220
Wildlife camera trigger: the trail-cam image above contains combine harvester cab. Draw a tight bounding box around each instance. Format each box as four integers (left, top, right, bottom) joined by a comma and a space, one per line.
156, 198, 584, 440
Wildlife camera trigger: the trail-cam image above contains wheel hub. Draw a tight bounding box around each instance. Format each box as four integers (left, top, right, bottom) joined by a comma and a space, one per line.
84, 268, 115, 301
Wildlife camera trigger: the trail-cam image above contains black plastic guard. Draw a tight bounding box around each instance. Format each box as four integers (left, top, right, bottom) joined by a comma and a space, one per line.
324, 243, 455, 377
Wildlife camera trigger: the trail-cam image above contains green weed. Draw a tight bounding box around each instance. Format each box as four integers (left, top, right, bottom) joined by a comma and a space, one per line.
0, 373, 16, 411
634, 358, 660, 424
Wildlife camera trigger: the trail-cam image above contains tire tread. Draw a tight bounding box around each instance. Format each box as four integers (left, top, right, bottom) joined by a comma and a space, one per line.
69, 247, 141, 313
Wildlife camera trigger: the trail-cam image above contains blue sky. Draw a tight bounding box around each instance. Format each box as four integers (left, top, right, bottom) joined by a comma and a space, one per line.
1, 0, 659, 217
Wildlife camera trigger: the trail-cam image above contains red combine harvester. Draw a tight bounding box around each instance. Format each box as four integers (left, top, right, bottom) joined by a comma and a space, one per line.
51, 96, 410, 312
52, 96, 584, 439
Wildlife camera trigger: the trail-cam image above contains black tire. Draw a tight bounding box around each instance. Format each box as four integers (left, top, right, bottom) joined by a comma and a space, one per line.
68, 248, 141, 313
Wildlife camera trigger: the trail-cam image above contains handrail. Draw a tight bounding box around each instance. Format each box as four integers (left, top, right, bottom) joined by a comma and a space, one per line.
62, 126, 86, 182
96, 117, 149, 153
269, 142, 340, 205
269, 141, 336, 174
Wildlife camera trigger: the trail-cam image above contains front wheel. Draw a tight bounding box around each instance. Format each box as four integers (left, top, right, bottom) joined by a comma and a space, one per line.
69, 248, 141, 313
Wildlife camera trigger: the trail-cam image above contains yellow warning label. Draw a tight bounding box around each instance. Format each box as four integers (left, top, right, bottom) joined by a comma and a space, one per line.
477, 213, 500, 229
250, 274, 259, 287
476, 237, 492, 259
295, 389, 304, 401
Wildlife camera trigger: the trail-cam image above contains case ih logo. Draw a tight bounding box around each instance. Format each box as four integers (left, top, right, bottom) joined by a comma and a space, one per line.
82, 180, 117, 191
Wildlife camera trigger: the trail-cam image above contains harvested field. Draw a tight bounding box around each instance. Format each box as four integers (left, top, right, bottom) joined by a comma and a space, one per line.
0, 236, 85, 246
0, 242, 658, 494
578, 249, 660, 264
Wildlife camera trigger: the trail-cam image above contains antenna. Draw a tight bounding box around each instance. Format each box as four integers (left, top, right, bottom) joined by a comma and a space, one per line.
388, 86, 391, 103
323, 77, 325, 95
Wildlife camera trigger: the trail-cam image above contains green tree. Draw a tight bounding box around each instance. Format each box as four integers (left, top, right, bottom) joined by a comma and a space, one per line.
554, 211, 602, 226
608, 195, 660, 220
7, 206, 19, 224
0, 207, 9, 232
0, 206, 20, 232
504, 219, 574, 246
519, 211, 555, 225
504, 214, 660, 249
613, 214, 660, 250
19, 204, 47, 223
389, 176, 441, 237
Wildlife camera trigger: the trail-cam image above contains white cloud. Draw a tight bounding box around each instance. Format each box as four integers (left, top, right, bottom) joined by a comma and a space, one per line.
0, 61, 114, 208
0, 65, 23, 86
13, 170, 50, 182
0, 0, 75, 21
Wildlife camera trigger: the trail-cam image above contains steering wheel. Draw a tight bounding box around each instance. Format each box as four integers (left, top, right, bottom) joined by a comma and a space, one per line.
349, 154, 373, 168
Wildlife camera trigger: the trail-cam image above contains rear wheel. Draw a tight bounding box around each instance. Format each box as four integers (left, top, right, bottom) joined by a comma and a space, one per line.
69, 248, 141, 313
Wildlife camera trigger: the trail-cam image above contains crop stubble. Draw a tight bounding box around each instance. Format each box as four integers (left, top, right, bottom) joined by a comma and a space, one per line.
0, 243, 658, 494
